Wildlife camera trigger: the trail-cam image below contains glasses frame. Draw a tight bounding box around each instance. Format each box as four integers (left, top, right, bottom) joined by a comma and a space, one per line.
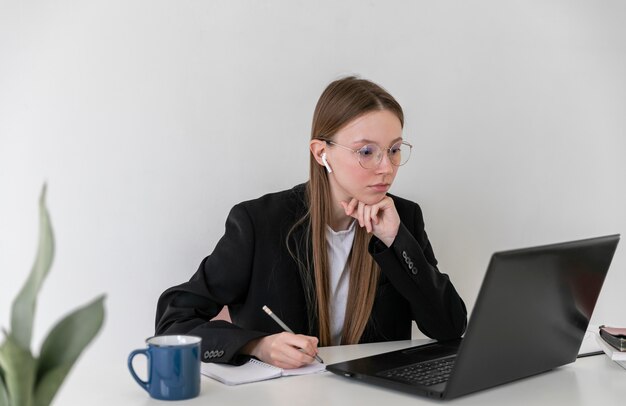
325, 140, 413, 169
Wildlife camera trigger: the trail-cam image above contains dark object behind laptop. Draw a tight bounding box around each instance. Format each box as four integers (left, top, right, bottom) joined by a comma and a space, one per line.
327, 234, 620, 400
599, 325, 626, 351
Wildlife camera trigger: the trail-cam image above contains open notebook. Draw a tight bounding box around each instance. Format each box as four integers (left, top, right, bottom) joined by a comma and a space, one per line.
201, 358, 326, 385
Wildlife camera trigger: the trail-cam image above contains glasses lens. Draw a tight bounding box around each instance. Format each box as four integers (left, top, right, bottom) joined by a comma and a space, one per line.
356, 144, 381, 169
390, 142, 411, 166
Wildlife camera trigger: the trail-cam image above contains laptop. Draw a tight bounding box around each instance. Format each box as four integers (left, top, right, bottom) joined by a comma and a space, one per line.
327, 234, 620, 399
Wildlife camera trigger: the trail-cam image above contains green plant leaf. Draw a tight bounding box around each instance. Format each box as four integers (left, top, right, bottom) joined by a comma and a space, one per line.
32, 366, 71, 406
0, 340, 8, 405
34, 295, 105, 406
0, 332, 36, 406
10, 185, 55, 349
0, 361, 9, 406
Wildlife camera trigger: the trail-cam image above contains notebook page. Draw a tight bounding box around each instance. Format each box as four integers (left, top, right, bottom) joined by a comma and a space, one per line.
281, 361, 326, 376
201, 358, 282, 385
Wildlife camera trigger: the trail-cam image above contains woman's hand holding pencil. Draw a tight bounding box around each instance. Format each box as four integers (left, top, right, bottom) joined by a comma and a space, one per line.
239, 306, 324, 369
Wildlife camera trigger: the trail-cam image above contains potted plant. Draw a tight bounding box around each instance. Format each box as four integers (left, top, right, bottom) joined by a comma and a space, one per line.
0, 185, 105, 406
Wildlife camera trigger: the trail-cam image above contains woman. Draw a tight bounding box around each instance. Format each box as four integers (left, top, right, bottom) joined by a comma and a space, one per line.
155, 76, 467, 369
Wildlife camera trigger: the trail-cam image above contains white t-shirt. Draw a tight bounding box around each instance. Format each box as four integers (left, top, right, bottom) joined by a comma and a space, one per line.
325, 220, 356, 346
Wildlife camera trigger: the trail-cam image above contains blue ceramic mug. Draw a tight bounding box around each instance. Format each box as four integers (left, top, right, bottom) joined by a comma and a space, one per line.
128, 335, 202, 400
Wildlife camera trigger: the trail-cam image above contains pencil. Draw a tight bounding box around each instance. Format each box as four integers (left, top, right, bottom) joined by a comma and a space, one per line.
262, 305, 324, 364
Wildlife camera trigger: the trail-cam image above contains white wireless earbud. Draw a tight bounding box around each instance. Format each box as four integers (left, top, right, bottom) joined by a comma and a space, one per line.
321, 153, 333, 173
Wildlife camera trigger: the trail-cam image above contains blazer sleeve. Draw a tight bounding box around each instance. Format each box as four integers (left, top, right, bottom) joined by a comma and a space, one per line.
155, 203, 269, 365
368, 204, 467, 340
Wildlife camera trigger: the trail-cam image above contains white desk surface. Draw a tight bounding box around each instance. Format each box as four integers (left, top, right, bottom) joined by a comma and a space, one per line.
56, 339, 626, 405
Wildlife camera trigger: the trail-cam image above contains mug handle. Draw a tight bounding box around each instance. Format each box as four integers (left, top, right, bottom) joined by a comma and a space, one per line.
127, 349, 150, 392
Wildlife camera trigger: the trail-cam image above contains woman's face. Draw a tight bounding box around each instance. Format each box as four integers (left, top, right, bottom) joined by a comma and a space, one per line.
325, 109, 403, 205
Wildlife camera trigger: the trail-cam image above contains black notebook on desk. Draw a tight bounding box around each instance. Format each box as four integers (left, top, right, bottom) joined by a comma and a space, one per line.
327, 234, 620, 400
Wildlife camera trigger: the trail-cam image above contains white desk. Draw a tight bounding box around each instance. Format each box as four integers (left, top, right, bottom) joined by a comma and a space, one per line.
56, 339, 626, 405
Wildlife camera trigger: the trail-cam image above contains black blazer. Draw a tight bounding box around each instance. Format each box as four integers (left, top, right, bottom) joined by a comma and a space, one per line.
155, 183, 467, 364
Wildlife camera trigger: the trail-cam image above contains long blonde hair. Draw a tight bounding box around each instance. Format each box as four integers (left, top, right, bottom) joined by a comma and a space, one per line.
288, 76, 404, 346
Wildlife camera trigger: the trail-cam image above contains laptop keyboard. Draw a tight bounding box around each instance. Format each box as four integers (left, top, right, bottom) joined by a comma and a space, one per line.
378, 357, 456, 386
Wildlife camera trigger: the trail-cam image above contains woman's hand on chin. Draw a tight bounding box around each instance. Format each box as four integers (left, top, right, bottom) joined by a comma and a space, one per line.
340, 196, 400, 247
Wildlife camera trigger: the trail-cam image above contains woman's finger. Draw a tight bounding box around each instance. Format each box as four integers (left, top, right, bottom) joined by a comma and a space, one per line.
357, 201, 365, 228
370, 203, 380, 225
347, 198, 358, 215
363, 205, 373, 233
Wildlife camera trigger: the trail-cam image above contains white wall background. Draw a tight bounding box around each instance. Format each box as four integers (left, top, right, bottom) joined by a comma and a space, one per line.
1, 0, 625, 370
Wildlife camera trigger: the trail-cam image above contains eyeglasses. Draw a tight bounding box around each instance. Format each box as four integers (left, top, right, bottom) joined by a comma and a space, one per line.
325, 140, 413, 169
